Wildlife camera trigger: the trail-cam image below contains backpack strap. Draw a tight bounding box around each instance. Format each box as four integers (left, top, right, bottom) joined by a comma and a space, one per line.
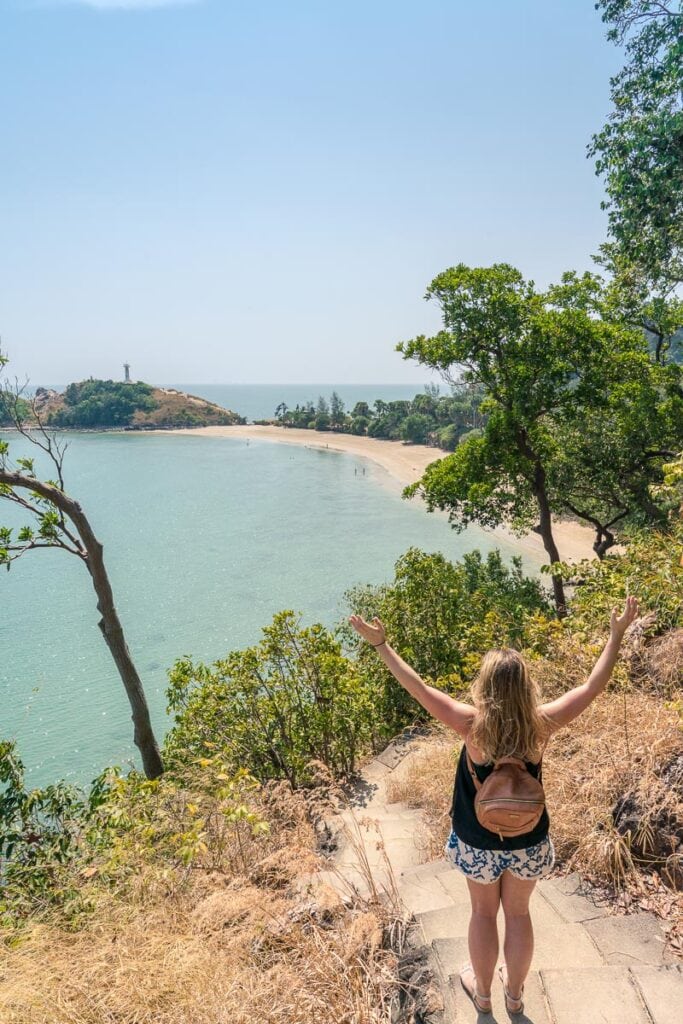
466, 736, 550, 789
465, 748, 483, 792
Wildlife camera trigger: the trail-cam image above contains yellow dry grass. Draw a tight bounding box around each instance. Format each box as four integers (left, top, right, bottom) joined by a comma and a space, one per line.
383, 733, 458, 861
384, 686, 682, 889
0, 766, 410, 1024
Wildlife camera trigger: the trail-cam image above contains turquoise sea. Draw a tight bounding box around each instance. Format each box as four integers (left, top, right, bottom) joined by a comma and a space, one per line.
1, 396, 543, 787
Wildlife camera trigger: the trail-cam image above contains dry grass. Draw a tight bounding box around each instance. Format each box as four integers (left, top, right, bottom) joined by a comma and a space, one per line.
0, 764, 412, 1024
383, 685, 683, 892
544, 692, 681, 883
627, 627, 683, 697
383, 732, 457, 861
0, 899, 400, 1024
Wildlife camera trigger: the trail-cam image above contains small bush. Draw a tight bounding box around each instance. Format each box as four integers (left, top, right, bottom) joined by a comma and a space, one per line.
165, 611, 377, 786
344, 547, 553, 738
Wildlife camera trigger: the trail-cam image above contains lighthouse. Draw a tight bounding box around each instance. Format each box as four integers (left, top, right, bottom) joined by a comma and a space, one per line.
123, 363, 131, 383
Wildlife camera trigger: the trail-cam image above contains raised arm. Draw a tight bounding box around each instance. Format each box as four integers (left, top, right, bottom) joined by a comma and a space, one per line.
348, 614, 475, 737
540, 596, 639, 730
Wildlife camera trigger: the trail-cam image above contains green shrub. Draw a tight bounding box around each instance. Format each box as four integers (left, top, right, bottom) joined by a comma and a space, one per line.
400, 413, 433, 444
51, 379, 157, 427
0, 740, 98, 924
0, 738, 268, 927
344, 547, 553, 737
350, 415, 370, 435
548, 524, 683, 640
436, 423, 461, 450
165, 611, 377, 785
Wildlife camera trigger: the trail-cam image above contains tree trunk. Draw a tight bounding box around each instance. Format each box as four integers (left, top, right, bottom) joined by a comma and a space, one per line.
515, 432, 567, 617
1, 472, 164, 779
533, 485, 567, 617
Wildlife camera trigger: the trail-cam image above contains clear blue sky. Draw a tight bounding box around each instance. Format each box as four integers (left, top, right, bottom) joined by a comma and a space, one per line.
1, 0, 621, 385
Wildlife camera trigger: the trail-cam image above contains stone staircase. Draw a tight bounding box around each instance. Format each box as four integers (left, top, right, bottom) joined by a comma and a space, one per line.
306, 727, 682, 1024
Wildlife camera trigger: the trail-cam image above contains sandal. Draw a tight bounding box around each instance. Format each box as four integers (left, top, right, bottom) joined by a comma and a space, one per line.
498, 964, 524, 1015
460, 963, 492, 1014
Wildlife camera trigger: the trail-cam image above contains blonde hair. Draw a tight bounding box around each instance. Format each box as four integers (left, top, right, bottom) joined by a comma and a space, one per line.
469, 648, 549, 763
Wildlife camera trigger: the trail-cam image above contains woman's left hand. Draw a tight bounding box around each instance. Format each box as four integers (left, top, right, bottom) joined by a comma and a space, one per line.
349, 614, 387, 647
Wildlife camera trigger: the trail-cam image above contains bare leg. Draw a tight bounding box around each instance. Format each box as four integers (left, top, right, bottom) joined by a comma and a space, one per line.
501, 872, 536, 1000
465, 876, 501, 1000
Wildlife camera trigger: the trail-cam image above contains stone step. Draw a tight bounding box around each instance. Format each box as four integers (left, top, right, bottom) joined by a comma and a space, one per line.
415, 903, 471, 944
337, 839, 427, 874
338, 815, 425, 842
448, 968, 552, 1023
409, 881, 603, 970
527, 888, 604, 968
396, 859, 453, 883
433, 938, 682, 1024
339, 796, 419, 814
630, 964, 683, 1024
431, 936, 469, 983
435, 865, 470, 901
538, 872, 611, 923
397, 878, 456, 917
540, 967, 653, 1023
582, 910, 672, 966
429, 938, 463, 1024
300, 865, 399, 903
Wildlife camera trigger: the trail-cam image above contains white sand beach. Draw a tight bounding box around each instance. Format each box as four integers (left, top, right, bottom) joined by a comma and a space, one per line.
162, 423, 597, 564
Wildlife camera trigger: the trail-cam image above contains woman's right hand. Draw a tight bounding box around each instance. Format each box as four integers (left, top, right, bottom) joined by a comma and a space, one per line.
610, 595, 640, 641
348, 614, 387, 647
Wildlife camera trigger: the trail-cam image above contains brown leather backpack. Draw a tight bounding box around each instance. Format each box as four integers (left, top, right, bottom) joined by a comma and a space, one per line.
466, 750, 546, 840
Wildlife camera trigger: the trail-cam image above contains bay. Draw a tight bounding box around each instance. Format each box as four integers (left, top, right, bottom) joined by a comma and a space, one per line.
1, 429, 541, 787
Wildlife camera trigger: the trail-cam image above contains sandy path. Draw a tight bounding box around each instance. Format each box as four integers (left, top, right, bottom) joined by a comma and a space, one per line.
161, 423, 596, 563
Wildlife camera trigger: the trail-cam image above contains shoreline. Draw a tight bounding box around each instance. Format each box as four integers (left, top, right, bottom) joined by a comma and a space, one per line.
157, 423, 597, 564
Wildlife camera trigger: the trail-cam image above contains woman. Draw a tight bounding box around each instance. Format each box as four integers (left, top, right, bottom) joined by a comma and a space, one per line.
349, 595, 639, 1015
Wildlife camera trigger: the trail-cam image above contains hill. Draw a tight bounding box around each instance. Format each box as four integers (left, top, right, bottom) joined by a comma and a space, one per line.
21, 379, 245, 430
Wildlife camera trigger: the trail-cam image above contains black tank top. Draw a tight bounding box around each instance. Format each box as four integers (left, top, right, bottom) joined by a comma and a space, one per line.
448, 744, 550, 851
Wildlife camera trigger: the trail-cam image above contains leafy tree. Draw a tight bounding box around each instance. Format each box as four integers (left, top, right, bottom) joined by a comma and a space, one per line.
400, 412, 433, 444
0, 738, 267, 925
602, 267, 683, 365
551, 521, 683, 640
589, 1, 683, 286
274, 401, 289, 424
0, 392, 30, 426
344, 547, 551, 736
436, 423, 462, 451
0, 357, 163, 778
270, 388, 487, 452
0, 739, 90, 921
411, 392, 438, 417
397, 264, 677, 614
367, 399, 413, 440
351, 401, 371, 419
50, 379, 157, 428
350, 415, 370, 435
286, 401, 315, 428
651, 450, 683, 527
314, 395, 330, 431
165, 611, 376, 785
329, 391, 346, 429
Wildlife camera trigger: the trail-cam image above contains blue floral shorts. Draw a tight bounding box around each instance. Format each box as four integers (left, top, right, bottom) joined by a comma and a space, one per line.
443, 830, 555, 885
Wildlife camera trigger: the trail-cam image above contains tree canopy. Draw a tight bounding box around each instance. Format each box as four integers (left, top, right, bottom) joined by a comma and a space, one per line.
589, 1, 683, 286
398, 263, 683, 612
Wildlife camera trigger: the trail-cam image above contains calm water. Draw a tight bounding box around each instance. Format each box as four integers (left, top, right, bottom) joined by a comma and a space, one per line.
1, 430, 541, 787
